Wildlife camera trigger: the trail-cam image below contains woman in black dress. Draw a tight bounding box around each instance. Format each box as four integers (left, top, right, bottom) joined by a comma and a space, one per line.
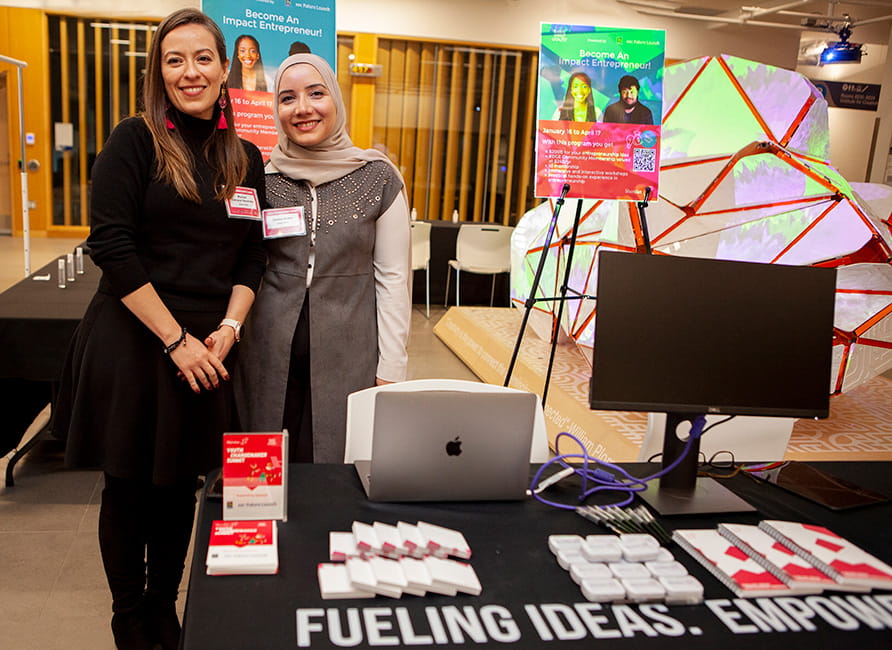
55, 9, 265, 649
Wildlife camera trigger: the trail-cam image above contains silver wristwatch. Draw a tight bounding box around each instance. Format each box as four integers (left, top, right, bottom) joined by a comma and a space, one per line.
219, 318, 242, 342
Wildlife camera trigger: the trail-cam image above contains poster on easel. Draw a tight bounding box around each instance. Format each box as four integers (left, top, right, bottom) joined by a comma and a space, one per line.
535, 24, 665, 202
203, 0, 336, 158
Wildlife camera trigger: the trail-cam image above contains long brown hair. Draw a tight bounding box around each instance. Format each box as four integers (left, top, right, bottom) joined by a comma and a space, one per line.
142, 8, 247, 203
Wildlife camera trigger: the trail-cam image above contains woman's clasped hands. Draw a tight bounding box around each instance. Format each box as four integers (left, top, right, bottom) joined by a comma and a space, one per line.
169, 329, 235, 393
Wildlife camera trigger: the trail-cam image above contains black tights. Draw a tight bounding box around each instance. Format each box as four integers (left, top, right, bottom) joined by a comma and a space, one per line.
99, 473, 197, 613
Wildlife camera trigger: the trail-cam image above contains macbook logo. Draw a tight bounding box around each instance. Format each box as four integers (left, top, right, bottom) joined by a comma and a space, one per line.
445, 436, 462, 456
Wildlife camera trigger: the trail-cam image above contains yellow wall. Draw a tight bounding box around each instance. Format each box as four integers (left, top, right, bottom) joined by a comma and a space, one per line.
349, 33, 378, 150
0, 7, 51, 236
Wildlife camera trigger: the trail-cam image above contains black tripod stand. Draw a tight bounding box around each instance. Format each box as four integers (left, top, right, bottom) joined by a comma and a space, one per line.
504, 185, 654, 406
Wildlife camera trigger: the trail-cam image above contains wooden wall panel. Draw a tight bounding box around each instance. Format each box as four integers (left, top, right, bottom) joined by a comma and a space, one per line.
440, 49, 464, 220
412, 44, 436, 218
426, 47, 449, 222
472, 53, 493, 223
487, 52, 507, 223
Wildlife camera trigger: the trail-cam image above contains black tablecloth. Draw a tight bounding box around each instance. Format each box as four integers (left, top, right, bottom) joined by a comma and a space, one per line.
183, 462, 892, 649
0, 252, 98, 456
0, 252, 98, 381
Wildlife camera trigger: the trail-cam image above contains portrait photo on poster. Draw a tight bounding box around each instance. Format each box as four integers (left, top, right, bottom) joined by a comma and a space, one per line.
202, 0, 337, 158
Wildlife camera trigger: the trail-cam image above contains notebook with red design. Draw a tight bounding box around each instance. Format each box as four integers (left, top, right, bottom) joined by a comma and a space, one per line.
206, 520, 278, 575
759, 520, 892, 590
673, 528, 793, 598
222, 431, 289, 521
717, 523, 860, 593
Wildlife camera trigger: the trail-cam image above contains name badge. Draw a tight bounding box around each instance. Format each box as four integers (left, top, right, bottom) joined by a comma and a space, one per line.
262, 206, 306, 239
226, 186, 261, 220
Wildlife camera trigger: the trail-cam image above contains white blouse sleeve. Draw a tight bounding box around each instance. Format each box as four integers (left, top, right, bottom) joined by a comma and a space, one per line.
374, 191, 411, 382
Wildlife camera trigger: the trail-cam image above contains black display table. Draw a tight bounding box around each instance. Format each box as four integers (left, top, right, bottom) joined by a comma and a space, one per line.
183, 462, 892, 649
0, 250, 98, 485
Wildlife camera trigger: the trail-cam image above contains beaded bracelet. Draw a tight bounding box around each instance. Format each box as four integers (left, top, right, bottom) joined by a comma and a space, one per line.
162, 326, 187, 355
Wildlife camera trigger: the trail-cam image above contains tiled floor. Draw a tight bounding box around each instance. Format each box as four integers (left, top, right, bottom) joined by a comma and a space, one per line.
0, 234, 477, 649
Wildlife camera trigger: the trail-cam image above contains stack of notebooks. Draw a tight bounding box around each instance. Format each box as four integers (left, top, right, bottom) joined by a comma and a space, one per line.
317, 520, 482, 599
673, 519, 892, 598
206, 520, 279, 576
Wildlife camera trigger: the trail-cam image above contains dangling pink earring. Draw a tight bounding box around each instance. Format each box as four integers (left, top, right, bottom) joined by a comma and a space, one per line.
164, 100, 175, 129
217, 85, 229, 130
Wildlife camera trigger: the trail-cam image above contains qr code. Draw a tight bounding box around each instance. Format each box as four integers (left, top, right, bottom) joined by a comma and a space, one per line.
632, 148, 656, 173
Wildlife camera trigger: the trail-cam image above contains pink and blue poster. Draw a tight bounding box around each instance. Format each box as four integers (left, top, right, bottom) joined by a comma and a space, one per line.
203, 0, 336, 158
536, 24, 665, 201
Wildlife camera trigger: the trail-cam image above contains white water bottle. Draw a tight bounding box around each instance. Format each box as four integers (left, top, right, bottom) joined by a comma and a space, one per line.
410, 207, 417, 221
452, 209, 459, 223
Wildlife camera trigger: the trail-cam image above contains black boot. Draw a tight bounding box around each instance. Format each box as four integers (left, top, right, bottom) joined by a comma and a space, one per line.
111, 604, 156, 650
143, 591, 181, 650
100, 475, 154, 649
144, 480, 195, 650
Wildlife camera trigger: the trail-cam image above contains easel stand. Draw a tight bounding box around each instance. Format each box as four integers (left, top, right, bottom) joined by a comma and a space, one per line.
636, 186, 653, 254
504, 185, 592, 406
505, 186, 655, 406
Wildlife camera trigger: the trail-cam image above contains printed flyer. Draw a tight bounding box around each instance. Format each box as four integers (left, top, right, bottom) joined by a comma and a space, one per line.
203, 0, 337, 158
536, 24, 665, 201
222, 431, 289, 521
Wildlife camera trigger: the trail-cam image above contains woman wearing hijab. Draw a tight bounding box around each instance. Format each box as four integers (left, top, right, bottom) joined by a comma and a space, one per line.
235, 54, 410, 463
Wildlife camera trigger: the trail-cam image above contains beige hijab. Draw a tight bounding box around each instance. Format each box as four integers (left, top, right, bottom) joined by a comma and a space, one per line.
267, 53, 396, 185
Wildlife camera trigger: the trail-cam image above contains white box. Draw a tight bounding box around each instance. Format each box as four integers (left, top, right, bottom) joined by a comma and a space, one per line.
329, 531, 357, 562
352, 521, 381, 555
397, 521, 427, 558
374, 522, 406, 558
582, 536, 623, 563
580, 578, 625, 603
417, 521, 472, 559
548, 534, 584, 555
318, 563, 375, 600
398, 557, 432, 596
368, 556, 408, 598
570, 562, 612, 585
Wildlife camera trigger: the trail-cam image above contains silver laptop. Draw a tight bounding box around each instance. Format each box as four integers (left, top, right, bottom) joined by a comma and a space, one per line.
354, 390, 537, 502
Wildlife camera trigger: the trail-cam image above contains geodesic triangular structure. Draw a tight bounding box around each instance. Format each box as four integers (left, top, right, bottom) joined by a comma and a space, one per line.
512, 54, 892, 393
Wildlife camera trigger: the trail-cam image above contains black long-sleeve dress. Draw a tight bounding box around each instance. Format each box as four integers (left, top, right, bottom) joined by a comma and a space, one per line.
56, 111, 266, 485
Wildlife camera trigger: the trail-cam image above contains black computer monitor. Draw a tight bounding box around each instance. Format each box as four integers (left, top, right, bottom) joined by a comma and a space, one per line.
589, 251, 837, 514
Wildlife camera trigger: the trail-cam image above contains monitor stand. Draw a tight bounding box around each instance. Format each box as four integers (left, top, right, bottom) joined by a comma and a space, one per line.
638, 413, 756, 516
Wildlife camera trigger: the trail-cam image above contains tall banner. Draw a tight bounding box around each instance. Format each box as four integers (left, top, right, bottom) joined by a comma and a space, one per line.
203, 0, 337, 158
536, 24, 665, 201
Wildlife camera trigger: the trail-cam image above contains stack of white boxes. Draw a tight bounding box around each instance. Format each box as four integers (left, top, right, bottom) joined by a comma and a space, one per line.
318, 520, 482, 599
549, 533, 704, 605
